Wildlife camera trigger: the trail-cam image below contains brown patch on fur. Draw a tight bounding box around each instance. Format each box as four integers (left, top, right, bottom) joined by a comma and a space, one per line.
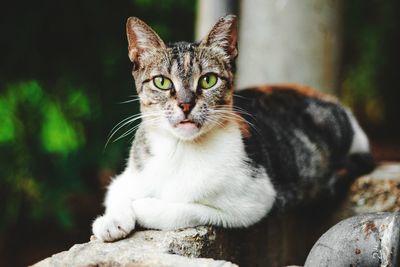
236, 112, 251, 138
336, 168, 349, 177
254, 83, 338, 103
193, 117, 232, 144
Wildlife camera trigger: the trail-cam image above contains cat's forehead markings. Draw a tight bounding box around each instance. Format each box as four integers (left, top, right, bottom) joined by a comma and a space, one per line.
170, 43, 196, 70
169, 63, 192, 92
183, 52, 191, 73
149, 58, 169, 77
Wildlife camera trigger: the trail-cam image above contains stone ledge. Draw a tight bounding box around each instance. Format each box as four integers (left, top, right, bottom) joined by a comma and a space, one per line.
32, 226, 237, 267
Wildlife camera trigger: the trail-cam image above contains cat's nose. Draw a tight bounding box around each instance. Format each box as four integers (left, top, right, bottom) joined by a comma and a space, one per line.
178, 102, 194, 116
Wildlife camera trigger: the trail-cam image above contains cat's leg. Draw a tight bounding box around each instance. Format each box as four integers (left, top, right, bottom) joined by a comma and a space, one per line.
132, 198, 233, 229
132, 197, 267, 230
92, 167, 137, 241
132, 174, 275, 230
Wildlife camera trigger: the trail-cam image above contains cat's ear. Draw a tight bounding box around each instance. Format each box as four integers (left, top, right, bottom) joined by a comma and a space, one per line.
126, 17, 166, 67
200, 15, 238, 60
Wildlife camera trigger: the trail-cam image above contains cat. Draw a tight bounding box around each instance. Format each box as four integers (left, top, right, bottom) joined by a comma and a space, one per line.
92, 15, 374, 241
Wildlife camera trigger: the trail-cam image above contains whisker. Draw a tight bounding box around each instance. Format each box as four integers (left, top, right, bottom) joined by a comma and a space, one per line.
210, 109, 260, 134
109, 116, 162, 145
117, 94, 141, 104
216, 105, 255, 118
233, 93, 251, 100
118, 98, 141, 104
108, 114, 138, 137
113, 121, 149, 142
217, 113, 257, 128
104, 112, 162, 149
126, 117, 163, 144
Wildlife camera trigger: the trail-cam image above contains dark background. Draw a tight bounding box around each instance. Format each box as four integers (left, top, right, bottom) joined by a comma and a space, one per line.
0, 1, 399, 266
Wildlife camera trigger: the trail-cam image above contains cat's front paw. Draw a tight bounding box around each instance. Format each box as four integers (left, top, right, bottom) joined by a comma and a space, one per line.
92, 211, 136, 242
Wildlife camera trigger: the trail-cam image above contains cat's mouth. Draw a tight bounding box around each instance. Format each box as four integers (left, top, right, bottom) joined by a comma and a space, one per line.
170, 118, 204, 140
175, 119, 200, 130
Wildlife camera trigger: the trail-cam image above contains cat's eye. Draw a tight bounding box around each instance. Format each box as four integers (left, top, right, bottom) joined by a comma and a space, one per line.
153, 76, 173, 90
199, 73, 218, 89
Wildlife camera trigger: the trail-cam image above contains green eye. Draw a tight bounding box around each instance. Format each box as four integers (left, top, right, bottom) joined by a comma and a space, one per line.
199, 73, 218, 89
153, 76, 173, 90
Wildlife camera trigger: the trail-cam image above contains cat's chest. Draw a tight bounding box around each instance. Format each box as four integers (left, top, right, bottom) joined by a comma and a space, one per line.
138, 125, 249, 201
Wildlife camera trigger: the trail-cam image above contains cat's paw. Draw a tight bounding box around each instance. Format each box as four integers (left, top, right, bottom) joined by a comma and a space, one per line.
92, 211, 136, 242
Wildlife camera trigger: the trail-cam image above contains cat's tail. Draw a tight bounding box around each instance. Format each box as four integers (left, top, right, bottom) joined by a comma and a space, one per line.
344, 108, 375, 178
329, 152, 375, 199
344, 152, 375, 178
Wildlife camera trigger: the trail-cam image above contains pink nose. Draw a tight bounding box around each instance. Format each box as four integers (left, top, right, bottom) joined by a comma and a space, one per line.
180, 103, 191, 112
178, 103, 194, 115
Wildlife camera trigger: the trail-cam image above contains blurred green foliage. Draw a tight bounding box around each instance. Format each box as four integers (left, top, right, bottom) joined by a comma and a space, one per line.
341, 1, 400, 130
0, 80, 93, 230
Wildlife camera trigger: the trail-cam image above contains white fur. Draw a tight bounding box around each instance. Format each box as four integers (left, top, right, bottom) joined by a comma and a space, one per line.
92, 121, 277, 241
346, 109, 370, 154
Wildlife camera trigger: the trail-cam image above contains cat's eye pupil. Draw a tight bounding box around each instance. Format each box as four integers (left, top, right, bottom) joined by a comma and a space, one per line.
200, 73, 217, 89
153, 76, 172, 90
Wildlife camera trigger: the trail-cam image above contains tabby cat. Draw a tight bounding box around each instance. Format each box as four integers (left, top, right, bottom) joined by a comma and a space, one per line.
92, 15, 374, 241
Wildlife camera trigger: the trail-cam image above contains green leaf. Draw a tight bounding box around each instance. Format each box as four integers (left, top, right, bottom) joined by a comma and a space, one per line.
40, 103, 83, 154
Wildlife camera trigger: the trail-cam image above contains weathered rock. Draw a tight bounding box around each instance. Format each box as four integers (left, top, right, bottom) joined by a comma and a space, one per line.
304, 212, 400, 267
350, 163, 400, 214
32, 227, 237, 267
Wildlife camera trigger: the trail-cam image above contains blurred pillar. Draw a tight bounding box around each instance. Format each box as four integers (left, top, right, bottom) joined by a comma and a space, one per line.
236, 0, 342, 94
195, 0, 236, 40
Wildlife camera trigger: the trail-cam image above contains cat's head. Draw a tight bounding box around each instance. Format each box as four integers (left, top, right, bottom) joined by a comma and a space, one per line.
126, 15, 238, 140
